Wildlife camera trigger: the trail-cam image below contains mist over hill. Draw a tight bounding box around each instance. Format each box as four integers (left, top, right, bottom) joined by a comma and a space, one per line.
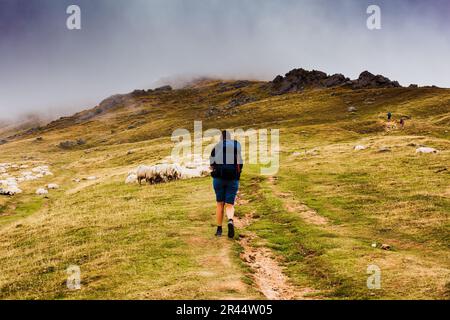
2, 0, 450, 121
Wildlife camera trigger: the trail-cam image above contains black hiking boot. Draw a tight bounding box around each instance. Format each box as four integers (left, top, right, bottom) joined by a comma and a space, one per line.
215, 226, 223, 237
228, 219, 235, 239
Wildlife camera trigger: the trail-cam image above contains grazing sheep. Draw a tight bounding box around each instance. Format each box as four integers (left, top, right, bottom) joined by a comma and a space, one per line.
416, 147, 439, 154
125, 173, 138, 184
130, 161, 210, 186
36, 188, 48, 195
180, 166, 211, 179
137, 165, 151, 185
354, 145, 367, 151
47, 183, 59, 189
0, 186, 22, 196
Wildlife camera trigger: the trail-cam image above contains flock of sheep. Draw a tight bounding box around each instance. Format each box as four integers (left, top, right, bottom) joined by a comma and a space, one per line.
126, 159, 211, 185
353, 145, 440, 153
0, 163, 58, 196
2, 156, 211, 196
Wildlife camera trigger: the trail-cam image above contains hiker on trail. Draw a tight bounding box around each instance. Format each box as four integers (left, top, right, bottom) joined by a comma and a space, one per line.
210, 130, 243, 238
387, 112, 392, 121
399, 118, 405, 129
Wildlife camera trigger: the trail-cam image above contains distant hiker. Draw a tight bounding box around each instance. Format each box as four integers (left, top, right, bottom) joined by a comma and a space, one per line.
210, 130, 243, 238
387, 112, 392, 121
399, 118, 405, 129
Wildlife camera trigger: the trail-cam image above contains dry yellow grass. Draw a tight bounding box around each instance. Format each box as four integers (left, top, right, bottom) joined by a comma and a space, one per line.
0, 82, 449, 299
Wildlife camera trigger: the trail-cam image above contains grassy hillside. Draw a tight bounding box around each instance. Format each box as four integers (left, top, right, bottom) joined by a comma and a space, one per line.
0, 81, 449, 299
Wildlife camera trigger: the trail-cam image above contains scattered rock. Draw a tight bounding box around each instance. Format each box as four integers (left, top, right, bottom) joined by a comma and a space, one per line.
227, 91, 256, 108
305, 149, 320, 156
59, 139, 86, 149
348, 106, 358, 112
378, 147, 391, 153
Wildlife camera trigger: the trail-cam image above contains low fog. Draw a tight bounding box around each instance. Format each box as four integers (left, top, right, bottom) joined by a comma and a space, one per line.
0, 0, 449, 121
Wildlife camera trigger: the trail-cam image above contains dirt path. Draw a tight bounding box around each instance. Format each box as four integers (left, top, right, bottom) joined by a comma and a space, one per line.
267, 176, 328, 226
235, 195, 320, 300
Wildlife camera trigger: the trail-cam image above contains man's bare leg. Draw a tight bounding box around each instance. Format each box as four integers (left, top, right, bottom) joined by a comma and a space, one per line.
215, 202, 225, 237
224, 203, 235, 221
216, 202, 225, 226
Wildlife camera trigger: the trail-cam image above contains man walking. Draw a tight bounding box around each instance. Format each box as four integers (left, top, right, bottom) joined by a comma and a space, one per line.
210, 130, 243, 238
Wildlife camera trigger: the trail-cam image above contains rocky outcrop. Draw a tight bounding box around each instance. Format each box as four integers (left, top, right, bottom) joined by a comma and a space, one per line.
227, 91, 256, 108
154, 85, 173, 92
270, 68, 401, 94
352, 71, 401, 89
270, 68, 350, 94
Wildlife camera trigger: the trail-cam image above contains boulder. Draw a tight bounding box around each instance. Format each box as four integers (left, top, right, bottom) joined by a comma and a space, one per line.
378, 147, 391, 153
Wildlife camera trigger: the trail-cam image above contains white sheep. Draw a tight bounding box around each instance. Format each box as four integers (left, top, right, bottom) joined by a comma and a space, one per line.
0, 185, 22, 195
47, 183, 59, 189
416, 147, 439, 154
36, 188, 48, 195
125, 173, 138, 184
137, 165, 151, 185
131, 161, 209, 186
354, 145, 367, 151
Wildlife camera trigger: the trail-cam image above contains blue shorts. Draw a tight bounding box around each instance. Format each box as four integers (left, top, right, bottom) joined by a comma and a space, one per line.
213, 178, 239, 205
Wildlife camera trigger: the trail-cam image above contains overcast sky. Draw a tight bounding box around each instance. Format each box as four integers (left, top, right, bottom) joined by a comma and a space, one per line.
0, 0, 449, 120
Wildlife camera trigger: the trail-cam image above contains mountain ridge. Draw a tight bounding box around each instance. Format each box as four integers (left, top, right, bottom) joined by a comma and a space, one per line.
0, 67, 445, 144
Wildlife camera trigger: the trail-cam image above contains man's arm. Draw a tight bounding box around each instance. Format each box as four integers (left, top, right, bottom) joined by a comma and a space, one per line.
210, 145, 216, 167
